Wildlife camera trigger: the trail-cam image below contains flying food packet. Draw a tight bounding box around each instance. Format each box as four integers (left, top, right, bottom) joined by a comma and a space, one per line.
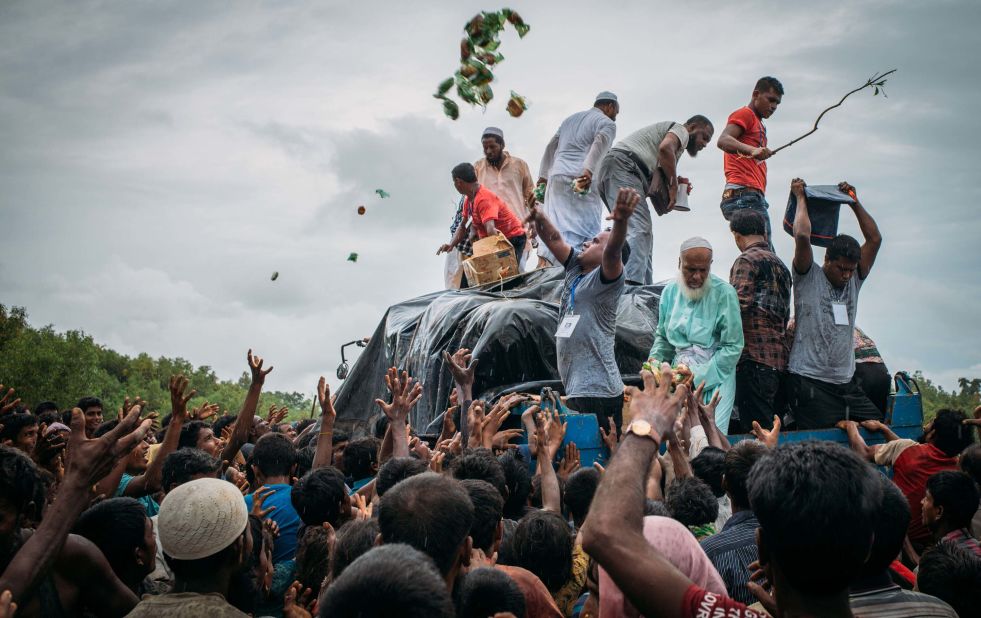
357, 205, 366, 215
506, 91, 527, 117
532, 182, 546, 204
347, 253, 359, 263
375, 189, 390, 199
271, 271, 279, 281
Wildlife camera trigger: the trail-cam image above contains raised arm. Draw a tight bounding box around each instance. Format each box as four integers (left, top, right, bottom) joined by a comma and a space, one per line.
311, 376, 336, 470
0, 407, 152, 606
580, 366, 693, 618
582, 122, 615, 178
443, 348, 478, 446
655, 132, 682, 207
602, 188, 639, 281
840, 182, 881, 279
374, 368, 422, 459
791, 178, 813, 274
537, 133, 560, 183
125, 376, 195, 496
836, 420, 876, 462
525, 205, 572, 265
535, 409, 565, 513
221, 349, 273, 465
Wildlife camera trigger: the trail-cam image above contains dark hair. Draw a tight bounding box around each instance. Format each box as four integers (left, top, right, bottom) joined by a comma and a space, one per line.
166, 539, 245, 583
371, 416, 389, 440
461, 479, 504, 553
376, 456, 429, 497
729, 208, 767, 237
454, 567, 526, 618
684, 114, 714, 131
343, 437, 379, 480
330, 518, 380, 581
481, 133, 504, 146
666, 477, 718, 527
319, 544, 454, 618
0, 413, 38, 444
723, 441, 767, 509
76, 396, 103, 411
499, 451, 532, 520
32, 401, 59, 416
0, 445, 46, 520
332, 430, 351, 445
691, 447, 727, 498
292, 466, 348, 527
960, 443, 981, 484
452, 162, 478, 183
620, 240, 632, 266
452, 448, 507, 500
645, 500, 671, 517
212, 414, 237, 436
859, 475, 910, 577
748, 441, 879, 595
931, 409, 974, 457
917, 540, 981, 617
507, 509, 572, 592
379, 473, 474, 576
826, 234, 861, 263
74, 498, 148, 576
178, 421, 209, 450
251, 432, 296, 478
927, 471, 980, 530
161, 448, 220, 492
563, 468, 600, 527
754, 76, 784, 96
295, 418, 316, 433
295, 525, 331, 596
294, 445, 316, 479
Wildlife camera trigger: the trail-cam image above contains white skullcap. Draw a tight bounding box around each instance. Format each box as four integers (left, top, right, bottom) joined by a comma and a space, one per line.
482, 126, 504, 140
158, 477, 249, 561
595, 91, 618, 103
680, 236, 713, 253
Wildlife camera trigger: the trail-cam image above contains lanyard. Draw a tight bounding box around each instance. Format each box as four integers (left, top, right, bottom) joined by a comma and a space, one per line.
568, 275, 585, 314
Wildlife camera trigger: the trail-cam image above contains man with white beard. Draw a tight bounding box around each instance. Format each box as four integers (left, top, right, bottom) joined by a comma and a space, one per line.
649, 237, 744, 432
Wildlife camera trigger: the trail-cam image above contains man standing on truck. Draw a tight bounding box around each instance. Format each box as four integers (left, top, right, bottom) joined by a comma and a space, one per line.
535, 92, 619, 267
438, 163, 528, 261
525, 187, 640, 435
650, 238, 744, 432
474, 127, 536, 270
786, 178, 883, 428
717, 77, 783, 243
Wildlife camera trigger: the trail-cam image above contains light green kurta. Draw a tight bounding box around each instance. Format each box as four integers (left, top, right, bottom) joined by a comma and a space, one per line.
650, 274, 744, 431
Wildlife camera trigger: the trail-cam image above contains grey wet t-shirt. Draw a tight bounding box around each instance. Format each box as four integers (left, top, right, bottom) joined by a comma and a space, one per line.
788, 265, 864, 384
556, 250, 625, 398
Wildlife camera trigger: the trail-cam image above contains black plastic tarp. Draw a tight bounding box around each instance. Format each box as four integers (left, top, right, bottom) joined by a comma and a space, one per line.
333, 267, 662, 435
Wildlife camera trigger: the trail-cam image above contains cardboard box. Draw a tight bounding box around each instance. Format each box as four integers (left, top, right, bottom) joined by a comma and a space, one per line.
462, 235, 518, 286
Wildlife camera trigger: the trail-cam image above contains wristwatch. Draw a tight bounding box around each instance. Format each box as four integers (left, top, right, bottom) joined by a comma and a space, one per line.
625, 419, 660, 444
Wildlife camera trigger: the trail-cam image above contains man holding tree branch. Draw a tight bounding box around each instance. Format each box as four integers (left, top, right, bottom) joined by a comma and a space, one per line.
717, 77, 784, 245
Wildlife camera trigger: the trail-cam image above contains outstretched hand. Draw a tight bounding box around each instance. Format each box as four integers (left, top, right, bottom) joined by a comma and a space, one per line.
443, 348, 478, 388
374, 367, 422, 424
605, 187, 641, 222
169, 375, 197, 425
247, 349, 274, 386
625, 363, 689, 441
65, 406, 153, 488
752, 416, 782, 449
317, 376, 337, 424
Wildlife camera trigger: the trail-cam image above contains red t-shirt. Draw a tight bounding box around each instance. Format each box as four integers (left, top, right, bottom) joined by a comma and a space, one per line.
893, 443, 958, 545
723, 106, 768, 193
465, 185, 525, 239
681, 585, 766, 618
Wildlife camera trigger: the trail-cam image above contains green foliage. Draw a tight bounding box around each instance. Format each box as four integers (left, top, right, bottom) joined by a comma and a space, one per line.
0, 304, 313, 421
911, 371, 981, 422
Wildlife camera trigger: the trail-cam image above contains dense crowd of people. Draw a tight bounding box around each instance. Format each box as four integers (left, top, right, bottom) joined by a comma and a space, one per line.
2, 75, 980, 617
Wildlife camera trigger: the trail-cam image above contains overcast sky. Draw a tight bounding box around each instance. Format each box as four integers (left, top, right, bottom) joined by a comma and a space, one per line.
2, 0, 979, 398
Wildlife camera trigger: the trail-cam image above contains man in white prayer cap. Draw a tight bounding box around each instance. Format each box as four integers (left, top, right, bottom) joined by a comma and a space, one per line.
474, 126, 536, 269
126, 478, 252, 617
649, 237, 744, 431
534, 92, 619, 266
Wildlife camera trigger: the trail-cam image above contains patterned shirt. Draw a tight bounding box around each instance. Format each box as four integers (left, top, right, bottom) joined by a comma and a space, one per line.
729, 241, 791, 370
854, 327, 884, 364
942, 528, 981, 558
449, 196, 474, 257
700, 510, 759, 606
849, 584, 958, 617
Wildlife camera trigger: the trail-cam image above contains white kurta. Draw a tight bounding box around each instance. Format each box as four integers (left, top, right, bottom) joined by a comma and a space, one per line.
537, 108, 616, 264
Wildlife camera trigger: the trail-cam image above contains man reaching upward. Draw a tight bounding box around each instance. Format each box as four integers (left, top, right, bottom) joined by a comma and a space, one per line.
526, 187, 639, 434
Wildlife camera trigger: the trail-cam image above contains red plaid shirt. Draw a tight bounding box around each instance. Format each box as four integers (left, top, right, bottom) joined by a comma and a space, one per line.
729, 241, 792, 370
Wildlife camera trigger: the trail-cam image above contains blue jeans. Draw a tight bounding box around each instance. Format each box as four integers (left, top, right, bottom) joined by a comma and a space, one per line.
720, 191, 773, 249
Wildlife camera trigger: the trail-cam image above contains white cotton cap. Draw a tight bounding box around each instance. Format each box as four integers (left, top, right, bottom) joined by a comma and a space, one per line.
482, 126, 504, 140
595, 91, 618, 103
158, 477, 249, 561
680, 236, 713, 253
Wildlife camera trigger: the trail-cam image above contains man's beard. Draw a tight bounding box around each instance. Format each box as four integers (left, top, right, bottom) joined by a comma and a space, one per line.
677, 270, 712, 302
487, 154, 503, 167
686, 142, 699, 157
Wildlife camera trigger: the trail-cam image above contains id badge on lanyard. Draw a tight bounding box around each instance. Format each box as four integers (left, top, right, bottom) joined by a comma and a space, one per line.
831, 302, 849, 326
556, 275, 584, 338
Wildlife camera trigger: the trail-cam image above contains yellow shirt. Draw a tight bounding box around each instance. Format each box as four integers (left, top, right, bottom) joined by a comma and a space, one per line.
475, 152, 535, 222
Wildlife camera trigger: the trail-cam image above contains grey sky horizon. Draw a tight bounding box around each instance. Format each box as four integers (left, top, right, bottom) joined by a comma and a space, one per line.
1, 0, 979, 398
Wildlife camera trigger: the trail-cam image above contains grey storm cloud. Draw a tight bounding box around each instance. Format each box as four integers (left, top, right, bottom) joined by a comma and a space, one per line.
1, 0, 979, 394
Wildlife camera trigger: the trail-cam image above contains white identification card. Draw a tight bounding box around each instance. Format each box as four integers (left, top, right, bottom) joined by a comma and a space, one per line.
832, 302, 849, 326
555, 314, 581, 338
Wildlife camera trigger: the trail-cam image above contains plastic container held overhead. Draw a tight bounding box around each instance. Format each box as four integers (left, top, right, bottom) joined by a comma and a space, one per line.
781, 184, 855, 247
